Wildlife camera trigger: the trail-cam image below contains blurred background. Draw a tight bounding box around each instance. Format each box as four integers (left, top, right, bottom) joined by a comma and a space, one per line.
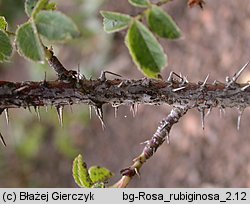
0, 0, 250, 187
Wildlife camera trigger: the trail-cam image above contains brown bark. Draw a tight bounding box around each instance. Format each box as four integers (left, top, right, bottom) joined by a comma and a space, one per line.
0, 77, 249, 111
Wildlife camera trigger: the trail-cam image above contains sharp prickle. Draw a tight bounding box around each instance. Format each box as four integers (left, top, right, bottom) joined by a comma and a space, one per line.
172, 86, 186, 92
241, 82, 250, 91
206, 107, 212, 116
34, 106, 41, 121
0, 132, 6, 147
237, 107, 245, 131
167, 71, 174, 82
199, 108, 205, 130
232, 61, 249, 82
77, 65, 80, 83
56, 106, 64, 127
130, 104, 136, 117
134, 167, 141, 179
94, 105, 105, 129
201, 74, 209, 87
4, 109, 9, 126
226, 61, 250, 87
167, 72, 183, 82
219, 107, 226, 117
89, 105, 92, 119
140, 140, 150, 145
166, 133, 170, 144
183, 76, 189, 83
99, 71, 122, 82
114, 106, 118, 118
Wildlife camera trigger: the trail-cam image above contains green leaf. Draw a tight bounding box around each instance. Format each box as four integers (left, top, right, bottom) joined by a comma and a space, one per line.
0, 29, 13, 62
25, 0, 39, 17
32, 0, 51, 18
72, 154, 93, 188
147, 5, 181, 39
25, 0, 56, 18
128, 0, 150, 8
125, 20, 167, 78
100, 11, 132, 33
89, 166, 113, 184
35, 10, 80, 42
16, 22, 45, 62
0, 16, 8, 30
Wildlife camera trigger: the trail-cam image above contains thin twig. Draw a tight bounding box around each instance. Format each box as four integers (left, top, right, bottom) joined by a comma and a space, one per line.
112, 107, 188, 187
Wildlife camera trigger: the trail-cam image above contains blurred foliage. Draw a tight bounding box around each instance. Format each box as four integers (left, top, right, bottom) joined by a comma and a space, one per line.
0, 0, 110, 187
0, 0, 24, 26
